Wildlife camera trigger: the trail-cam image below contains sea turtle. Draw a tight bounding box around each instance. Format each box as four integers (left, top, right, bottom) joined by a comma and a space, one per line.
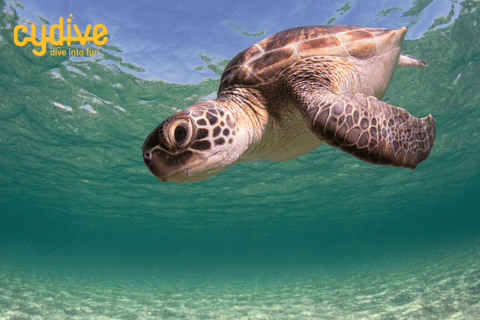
143, 25, 436, 183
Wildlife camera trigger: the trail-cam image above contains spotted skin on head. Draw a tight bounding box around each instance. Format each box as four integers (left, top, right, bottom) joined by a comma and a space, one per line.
191, 107, 237, 150
142, 102, 243, 183
143, 24, 436, 183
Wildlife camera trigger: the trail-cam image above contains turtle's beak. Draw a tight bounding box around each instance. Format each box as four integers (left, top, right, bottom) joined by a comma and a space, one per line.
141, 123, 187, 182
143, 149, 170, 181
142, 146, 208, 183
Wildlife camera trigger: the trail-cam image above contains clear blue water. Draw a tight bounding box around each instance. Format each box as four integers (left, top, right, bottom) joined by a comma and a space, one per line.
1, 0, 480, 318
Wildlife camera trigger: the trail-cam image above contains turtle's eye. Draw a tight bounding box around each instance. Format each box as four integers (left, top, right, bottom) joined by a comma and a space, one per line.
164, 119, 193, 149
174, 124, 188, 144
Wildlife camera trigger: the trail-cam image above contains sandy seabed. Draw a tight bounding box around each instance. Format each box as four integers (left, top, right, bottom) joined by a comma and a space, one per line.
1, 240, 479, 320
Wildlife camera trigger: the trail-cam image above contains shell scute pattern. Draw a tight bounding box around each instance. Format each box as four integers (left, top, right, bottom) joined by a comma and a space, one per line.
337, 30, 376, 59
219, 25, 400, 93
142, 24, 435, 183
297, 35, 347, 58
248, 46, 296, 80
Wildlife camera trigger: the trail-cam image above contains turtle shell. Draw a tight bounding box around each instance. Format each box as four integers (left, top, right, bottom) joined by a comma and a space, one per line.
218, 25, 406, 93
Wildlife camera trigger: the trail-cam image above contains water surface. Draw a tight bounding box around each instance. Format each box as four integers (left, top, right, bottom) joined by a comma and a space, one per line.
1, 0, 479, 318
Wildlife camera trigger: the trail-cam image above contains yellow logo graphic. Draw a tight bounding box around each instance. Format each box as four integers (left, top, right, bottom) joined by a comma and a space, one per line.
13, 14, 108, 56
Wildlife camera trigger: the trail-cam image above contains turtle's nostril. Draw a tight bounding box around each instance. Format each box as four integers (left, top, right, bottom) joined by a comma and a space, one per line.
144, 152, 152, 160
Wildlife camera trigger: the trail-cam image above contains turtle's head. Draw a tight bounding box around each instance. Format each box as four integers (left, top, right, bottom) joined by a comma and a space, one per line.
142, 101, 246, 183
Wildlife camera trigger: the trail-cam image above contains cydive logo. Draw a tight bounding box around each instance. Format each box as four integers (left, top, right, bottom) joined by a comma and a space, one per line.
13, 14, 108, 56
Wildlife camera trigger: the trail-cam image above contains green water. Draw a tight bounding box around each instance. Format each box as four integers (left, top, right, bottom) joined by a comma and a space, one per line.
1, 0, 480, 319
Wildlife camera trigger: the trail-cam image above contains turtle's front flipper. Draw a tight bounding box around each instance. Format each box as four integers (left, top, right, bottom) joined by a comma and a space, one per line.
298, 91, 436, 169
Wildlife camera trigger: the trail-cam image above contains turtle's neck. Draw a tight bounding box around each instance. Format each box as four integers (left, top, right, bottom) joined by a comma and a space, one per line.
216, 87, 269, 147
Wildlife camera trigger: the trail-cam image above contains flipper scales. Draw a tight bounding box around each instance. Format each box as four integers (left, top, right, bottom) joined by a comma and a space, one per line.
299, 91, 436, 169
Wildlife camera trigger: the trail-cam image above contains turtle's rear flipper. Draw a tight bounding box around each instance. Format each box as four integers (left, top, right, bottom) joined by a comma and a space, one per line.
298, 91, 436, 169
398, 54, 427, 67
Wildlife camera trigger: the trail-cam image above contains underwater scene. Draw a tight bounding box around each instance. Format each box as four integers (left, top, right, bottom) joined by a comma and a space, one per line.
1, 0, 480, 318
